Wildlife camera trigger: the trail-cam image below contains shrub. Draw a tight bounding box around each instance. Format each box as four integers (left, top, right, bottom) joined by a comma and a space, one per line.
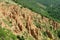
17, 35, 25, 40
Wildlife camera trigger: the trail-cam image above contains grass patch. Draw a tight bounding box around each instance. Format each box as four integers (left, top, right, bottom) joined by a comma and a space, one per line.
33, 20, 40, 28
2, 19, 12, 27
0, 26, 17, 40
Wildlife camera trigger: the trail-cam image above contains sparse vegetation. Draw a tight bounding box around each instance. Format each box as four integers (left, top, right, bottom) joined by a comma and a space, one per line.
2, 19, 12, 27
33, 20, 40, 28
0, 0, 60, 40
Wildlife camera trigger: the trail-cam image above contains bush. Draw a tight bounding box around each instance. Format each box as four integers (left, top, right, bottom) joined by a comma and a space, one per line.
57, 29, 60, 38
17, 35, 25, 40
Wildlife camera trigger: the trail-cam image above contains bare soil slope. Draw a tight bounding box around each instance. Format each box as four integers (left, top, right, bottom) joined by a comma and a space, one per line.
0, 2, 60, 40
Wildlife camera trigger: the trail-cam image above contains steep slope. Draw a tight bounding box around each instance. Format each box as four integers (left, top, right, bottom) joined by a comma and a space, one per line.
0, 0, 60, 40
13, 0, 60, 23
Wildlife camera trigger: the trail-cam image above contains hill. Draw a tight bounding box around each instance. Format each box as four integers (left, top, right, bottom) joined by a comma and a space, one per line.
13, 0, 60, 22
0, 0, 60, 40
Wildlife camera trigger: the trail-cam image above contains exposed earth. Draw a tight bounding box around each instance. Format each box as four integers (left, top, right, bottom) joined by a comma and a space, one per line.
0, 1, 60, 40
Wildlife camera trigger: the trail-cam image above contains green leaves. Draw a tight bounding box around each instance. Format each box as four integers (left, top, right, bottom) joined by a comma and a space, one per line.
0, 27, 17, 40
